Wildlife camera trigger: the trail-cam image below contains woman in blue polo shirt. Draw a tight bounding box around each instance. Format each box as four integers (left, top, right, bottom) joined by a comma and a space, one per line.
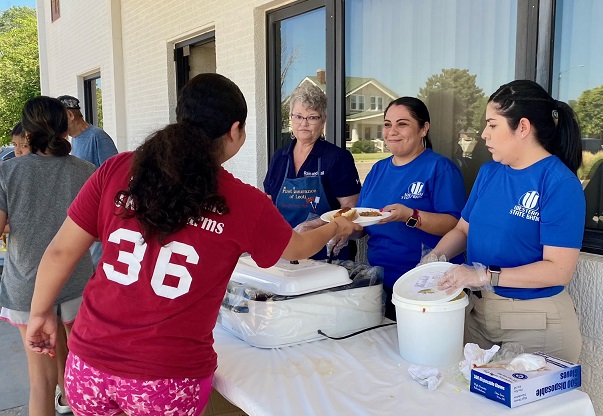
263, 83, 361, 260
351, 97, 466, 320
433, 80, 584, 362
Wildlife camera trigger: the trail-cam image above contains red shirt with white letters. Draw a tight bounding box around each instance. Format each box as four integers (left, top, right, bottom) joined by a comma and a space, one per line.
68, 152, 292, 379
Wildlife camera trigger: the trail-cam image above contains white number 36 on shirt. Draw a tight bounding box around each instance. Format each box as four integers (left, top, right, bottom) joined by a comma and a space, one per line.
102, 228, 199, 299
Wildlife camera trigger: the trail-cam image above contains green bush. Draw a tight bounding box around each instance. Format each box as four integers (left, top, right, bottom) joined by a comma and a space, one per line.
350, 139, 378, 154
579, 151, 603, 181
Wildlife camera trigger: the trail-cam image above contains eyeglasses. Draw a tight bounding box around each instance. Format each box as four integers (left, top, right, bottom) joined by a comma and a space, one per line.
290, 114, 322, 125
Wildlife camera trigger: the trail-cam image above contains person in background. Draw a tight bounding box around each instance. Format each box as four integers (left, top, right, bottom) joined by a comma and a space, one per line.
57, 95, 118, 168
263, 83, 361, 260
57, 95, 118, 269
337, 97, 466, 320
0, 97, 95, 416
430, 80, 584, 362
7, 121, 72, 414
10, 122, 29, 157
25, 73, 359, 416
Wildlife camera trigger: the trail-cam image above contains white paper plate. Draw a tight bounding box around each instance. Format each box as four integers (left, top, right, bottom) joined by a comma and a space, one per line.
320, 207, 391, 226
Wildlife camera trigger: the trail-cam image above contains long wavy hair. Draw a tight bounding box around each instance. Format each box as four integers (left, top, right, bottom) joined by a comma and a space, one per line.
116, 73, 248, 243
488, 80, 582, 174
21, 96, 71, 156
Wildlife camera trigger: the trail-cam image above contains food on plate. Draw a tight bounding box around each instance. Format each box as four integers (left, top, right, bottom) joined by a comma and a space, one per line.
359, 210, 382, 217
331, 207, 358, 221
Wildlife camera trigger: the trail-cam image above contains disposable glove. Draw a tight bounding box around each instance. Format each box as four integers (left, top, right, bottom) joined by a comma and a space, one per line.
417, 244, 447, 266
326, 235, 350, 257
293, 217, 327, 233
437, 262, 492, 294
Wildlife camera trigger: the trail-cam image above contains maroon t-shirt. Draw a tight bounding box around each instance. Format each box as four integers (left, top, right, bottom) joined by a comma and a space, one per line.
68, 152, 292, 379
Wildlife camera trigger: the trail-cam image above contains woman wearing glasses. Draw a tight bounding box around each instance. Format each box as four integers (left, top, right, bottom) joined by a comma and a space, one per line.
263, 83, 361, 260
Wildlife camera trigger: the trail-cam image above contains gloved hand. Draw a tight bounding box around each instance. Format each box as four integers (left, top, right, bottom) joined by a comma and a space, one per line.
326, 235, 350, 257
436, 262, 492, 294
293, 217, 327, 233
417, 245, 447, 266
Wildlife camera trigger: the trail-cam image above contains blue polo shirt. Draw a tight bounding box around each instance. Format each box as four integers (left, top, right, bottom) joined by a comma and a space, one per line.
358, 150, 466, 288
463, 157, 585, 300
263, 138, 361, 212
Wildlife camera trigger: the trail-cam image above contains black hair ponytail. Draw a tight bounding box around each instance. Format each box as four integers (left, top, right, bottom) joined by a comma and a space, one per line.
489, 80, 582, 174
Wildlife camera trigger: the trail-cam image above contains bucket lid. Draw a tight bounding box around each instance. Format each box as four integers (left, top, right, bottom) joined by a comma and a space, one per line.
392, 262, 464, 305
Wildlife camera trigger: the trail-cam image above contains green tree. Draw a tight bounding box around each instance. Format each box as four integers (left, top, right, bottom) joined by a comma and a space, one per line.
0, 7, 40, 144
574, 85, 603, 140
418, 68, 486, 133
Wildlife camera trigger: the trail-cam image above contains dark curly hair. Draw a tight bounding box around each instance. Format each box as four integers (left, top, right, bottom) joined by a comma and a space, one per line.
21, 96, 71, 156
116, 73, 247, 243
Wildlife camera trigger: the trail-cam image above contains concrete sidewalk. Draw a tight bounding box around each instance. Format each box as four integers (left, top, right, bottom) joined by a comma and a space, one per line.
0, 320, 67, 416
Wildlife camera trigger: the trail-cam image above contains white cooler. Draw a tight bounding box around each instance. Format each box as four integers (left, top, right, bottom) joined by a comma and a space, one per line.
217, 256, 384, 348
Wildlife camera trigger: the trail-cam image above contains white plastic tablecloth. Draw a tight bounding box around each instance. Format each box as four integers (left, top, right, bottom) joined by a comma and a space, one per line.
212, 324, 596, 416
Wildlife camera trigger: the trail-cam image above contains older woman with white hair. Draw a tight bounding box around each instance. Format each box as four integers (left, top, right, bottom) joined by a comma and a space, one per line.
263, 83, 361, 260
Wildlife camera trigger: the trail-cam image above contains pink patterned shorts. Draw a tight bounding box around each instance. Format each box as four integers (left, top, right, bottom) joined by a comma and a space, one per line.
65, 352, 213, 416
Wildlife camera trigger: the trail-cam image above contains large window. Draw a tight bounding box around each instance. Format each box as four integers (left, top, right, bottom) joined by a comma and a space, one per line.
554, 0, 603, 254
344, 0, 518, 190
267, 0, 599, 252
267, 2, 327, 156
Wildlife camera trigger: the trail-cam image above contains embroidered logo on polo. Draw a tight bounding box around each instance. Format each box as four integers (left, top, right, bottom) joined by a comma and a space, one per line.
402, 181, 425, 200
509, 191, 540, 222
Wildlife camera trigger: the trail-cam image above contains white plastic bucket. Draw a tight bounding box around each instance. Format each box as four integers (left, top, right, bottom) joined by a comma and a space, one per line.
392, 262, 469, 367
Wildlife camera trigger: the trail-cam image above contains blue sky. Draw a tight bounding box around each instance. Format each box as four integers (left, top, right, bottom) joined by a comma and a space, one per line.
0, 0, 35, 10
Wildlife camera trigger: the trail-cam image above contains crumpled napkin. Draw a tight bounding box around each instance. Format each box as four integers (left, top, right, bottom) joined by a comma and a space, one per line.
459, 343, 500, 381
505, 353, 546, 372
408, 365, 443, 390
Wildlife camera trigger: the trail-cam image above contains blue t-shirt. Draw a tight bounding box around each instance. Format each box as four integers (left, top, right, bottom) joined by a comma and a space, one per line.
263, 139, 361, 212
357, 149, 466, 288
72, 125, 118, 168
462, 156, 585, 300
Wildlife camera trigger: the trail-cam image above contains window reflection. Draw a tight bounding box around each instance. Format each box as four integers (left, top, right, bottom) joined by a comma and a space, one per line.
277, 8, 326, 152
345, 0, 517, 192
554, 0, 603, 231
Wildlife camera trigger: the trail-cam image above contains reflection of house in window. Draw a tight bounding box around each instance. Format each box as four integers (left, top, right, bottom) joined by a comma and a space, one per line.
285, 71, 397, 152
370, 96, 383, 111
51, 0, 60, 22
350, 95, 365, 111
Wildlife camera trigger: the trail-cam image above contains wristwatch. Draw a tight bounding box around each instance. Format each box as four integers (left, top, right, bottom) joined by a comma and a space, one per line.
488, 265, 501, 286
406, 209, 421, 228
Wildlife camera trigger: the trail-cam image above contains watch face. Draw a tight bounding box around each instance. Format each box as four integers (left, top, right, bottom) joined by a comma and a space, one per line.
406, 217, 418, 228
489, 265, 501, 273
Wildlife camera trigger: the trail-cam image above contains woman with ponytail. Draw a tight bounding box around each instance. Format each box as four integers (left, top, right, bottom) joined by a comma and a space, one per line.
427, 80, 585, 362
0, 97, 95, 415
25, 73, 359, 415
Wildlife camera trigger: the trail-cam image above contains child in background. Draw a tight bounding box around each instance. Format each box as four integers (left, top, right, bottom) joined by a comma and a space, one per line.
10, 122, 30, 157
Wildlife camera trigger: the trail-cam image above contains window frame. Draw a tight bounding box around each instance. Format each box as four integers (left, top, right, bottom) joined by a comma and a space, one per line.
83, 73, 101, 126
174, 31, 216, 92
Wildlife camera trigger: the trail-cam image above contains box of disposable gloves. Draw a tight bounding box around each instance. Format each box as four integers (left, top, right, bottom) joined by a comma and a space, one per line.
470, 352, 581, 408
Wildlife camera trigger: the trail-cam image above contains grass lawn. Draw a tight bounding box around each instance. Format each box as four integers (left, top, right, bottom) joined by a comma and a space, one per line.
352, 152, 392, 162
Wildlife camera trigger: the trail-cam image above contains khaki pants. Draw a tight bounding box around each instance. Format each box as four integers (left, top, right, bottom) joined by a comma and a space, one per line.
465, 289, 582, 362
